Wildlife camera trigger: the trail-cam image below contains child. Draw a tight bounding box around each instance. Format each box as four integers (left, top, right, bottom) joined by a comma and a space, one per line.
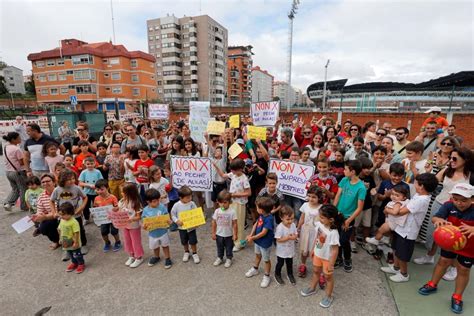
213, 158, 251, 252
366, 184, 410, 246
309, 159, 339, 204
418, 183, 474, 314
119, 183, 144, 268
330, 148, 345, 183
355, 157, 376, 251
43, 141, 64, 174
79, 157, 104, 224
58, 202, 85, 274
275, 206, 297, 285
402, 141, 427, 197
297, 185, 324, 279
53, 162, 66, 182
171, 185, 200, 264
149, 166, 170, 207
104, 142, 125, 199
164, 164, 179, 231
333, 160, 367, 273
25, 176, 43, 214
124, 147, 139, 184
284, 147, 307, 221
212, 190, 237, 268
245, 197, 275, 288
210, 143, 227, 209
64, 154, 79, 177
74, 140, 98, 172
300, 147, 314, 166
380, 173, 438, 282
257, 173, 285, 224
133, 145, 154, 202
142, 188, 173, 269
96, 142, 109, 180
300, 205, 344, 308
93, 179, 121, 252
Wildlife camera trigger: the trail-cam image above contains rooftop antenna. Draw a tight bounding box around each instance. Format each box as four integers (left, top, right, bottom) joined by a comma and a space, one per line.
286, 0, 300, 112
110, 0, 116, 44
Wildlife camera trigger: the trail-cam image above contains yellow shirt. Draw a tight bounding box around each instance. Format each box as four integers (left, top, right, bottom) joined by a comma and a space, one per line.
59, 218, 81, 250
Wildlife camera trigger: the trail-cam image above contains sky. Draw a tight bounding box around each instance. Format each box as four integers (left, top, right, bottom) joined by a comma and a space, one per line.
1, 0, 473, 92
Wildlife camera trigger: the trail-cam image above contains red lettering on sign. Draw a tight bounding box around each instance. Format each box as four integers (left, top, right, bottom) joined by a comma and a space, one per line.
271, 160, 295, 173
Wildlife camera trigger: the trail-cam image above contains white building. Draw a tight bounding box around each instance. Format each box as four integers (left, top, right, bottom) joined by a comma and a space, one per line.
0, 66, 25, 94
273, 81, 296, 108
251, 66, 273, 102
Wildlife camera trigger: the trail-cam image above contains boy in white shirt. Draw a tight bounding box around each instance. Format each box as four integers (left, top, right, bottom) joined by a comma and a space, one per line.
212, 190, 237, 268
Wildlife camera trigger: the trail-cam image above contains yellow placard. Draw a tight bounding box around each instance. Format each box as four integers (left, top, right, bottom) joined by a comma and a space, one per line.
229, 115, 240, 129
142, 215, 170, 231
247, 125, 267, 140
178, 207, 206, 230
207, 121, 226, 135
228, 142, 243, 159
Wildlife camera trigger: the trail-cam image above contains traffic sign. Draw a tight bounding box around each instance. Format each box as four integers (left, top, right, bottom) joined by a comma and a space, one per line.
70, 95, 77, 106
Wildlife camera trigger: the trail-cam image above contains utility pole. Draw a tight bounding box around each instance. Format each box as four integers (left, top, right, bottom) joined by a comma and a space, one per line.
322, 59, 330, 111
110, 0, 116, 44
286, 0, 300, 112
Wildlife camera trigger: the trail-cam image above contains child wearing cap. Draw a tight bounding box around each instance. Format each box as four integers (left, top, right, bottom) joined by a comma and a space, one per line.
418, 183, 474, 314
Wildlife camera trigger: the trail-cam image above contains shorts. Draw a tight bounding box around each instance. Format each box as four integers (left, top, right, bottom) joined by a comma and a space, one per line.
440, 249, 473, 269
312, 256, 334, 275
178, 229, 198, 246
254, 244, 271, 262
100, 223, 119, 237
355, 208, 372, 228
149, 233, 170, 250
211, 182, 227, 202
391, 232, 415, 262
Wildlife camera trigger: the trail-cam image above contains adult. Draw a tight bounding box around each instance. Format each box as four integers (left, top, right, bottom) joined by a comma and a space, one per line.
98, 125, 114, 150
154, 126, 170, 168
337, 120, 352, 139
279, 128, 296, 153
382, 122, 397, 142
381, 136, 402, 164
447, 124, 463, 145
178, 122, 191, 139
24, 123, 63, 177
415, 121, 442, 159
306, 132, 324, 160
394, 127, 410, 158
344, 124, 362, 146
13, 116, 28, 148
3, 132, 27, 211
368, 128, 387, 153
112, 132, 124, 145
422, 106, 449, 130
142, 127, 159, 159
294, 124, 316, 148
323, 126, 338, 146
72, 121, 97, 154
120, 124, 146, 154
58, 121, 74, 154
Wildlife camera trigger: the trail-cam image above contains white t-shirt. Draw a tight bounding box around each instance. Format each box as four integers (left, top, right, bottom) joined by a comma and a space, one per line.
170, 200, 198, 231
275, 222, 297, 258
395, 193, 430, 240
212, 207, 237, 237
150, 178, 170, 205
300, 203, 321, 225
124, 158, 137, 183
402, 158, 427, 197
313, 222, 340, 261
227, 173, 250, 205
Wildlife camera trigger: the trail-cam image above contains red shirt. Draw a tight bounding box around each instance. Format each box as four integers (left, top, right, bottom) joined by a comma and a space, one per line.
94, 194, 118, 207
294, 125, 319, 148
309, 173, 339, 203
74, 152, 98, 171
134, 159, 154, 183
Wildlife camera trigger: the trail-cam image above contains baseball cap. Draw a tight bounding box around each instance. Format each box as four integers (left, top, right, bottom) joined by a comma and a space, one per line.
449, 183, 474, 198
425, 106, 442, 114
236, 139, 245, 145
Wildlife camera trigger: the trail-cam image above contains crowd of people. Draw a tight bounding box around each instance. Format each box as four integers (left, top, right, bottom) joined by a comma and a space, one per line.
2, 106, 473, 312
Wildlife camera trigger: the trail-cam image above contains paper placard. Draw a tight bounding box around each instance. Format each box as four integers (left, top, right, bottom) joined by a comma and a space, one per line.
228, 142, 243, 159
189, 101, 211, 143
247, 125, 267, 140
148, 104, 169, 119
207, 120, 226, 135
90, 205, 113, 226
251, 101, 279, 126
108, 211, 130, 229
12, 216, 34, 234
170, 156, 213, 192
143, 215, 170, 231
269, 159, 315, 199
229, 115, 240, 128
178, 207, 206, 230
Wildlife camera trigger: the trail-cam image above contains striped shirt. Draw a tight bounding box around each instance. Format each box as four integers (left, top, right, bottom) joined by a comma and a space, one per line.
36, 190, 53, 216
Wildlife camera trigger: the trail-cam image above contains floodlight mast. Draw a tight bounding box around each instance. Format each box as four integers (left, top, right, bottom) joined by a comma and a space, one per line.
286, 0, 300, 112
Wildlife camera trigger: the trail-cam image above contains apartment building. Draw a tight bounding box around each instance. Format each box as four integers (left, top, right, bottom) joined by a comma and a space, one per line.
0, 66, 25, 94
273, 81, 296, 108
251, 66, 273, 103
27, 39, 157, 112
227, 45, 253, 106
147, 15, 228, 106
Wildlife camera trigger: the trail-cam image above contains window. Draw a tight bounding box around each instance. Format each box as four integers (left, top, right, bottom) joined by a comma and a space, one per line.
156, 72, 162, 76
46, 60, 55, 67
60, 87, 69, 94
130, 59, 137, 68
112, 86, 122, 94
57, 58, 65, 66
47, 74, 57, 81
72, 54, 93, 65
58, 73, 66, 81
102, 59, 108, 63
38, 74, 46, 82
66, 70, 73, 75
131, 74, 138, 82
50, 88, 58, 95
109, 58, 119, 65
41, 88, 48, 95
132, 88, 140, 96
75, 85, 95, 94
155, 35, 160, 40
104, 73, 110, 77
74, 69, 92, 80
149, 36, 154, 40
148, 27, 153, 32
36, 61, 45, 67
156, 53, 161, 58
111, 72, 120, 80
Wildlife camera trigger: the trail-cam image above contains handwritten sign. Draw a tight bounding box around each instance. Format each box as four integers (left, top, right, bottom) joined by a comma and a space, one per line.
148, 104, 169, 119
229, 115, 240, 128
207, 120, 226, 135
12, 216, 34, 234
189, 101, 211, 143
143, 215, 170, 231
269, 159, 315, 199
247, 125, 267, 140
170, 156, 213, 192
228, 142, 243, 159
108, 211, 129, 229
179, 207, 206, 230
251, 101, 280, 126
90, 205, 113, 226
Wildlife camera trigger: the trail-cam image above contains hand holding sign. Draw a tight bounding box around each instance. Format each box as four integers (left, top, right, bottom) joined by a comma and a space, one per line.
108, 211, 129, 229
178, 207, 206, 230
229, 115, 240, 128
143, 215, 171, 231
207, 121, 226, 135
228, 142, 243, 159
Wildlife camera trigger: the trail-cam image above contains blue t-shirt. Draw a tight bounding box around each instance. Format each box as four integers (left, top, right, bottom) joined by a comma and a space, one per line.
336, 177, 367, 218
142, 204, 169, 238
79, 169, 103, 195
254, 214, 274, 249
377, 179, 410, 210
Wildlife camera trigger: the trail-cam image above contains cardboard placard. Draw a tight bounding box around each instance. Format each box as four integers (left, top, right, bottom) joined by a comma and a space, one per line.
251, 101, 279, 126
178, 207, 206, 230
207, 120, 226, 135
143, 215, 170, 231
269, 159, 315, 199
247, 125, 267, 140
170, 156, 213, 192
90, 205, 113, 226
148, 104, 169, 119
228, 142, 243, 159
229, 115, 240, 128
108, 211, 130, 229
189, 101, 211, 143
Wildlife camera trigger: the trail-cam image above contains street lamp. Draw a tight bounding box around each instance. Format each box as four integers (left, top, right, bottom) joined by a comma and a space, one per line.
322, 59, 330, 111
286, 0, 300, 112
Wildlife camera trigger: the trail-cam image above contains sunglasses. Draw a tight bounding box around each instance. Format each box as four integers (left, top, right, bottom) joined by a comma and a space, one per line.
303, 132, 312, 135
77, 129, 84, 132
395, 132, 404, 135
441, 142, 453, 146
350, 128, 358, 131
105, 128, 112, 131
450, 156, 458, 162
376, 132, 387, 136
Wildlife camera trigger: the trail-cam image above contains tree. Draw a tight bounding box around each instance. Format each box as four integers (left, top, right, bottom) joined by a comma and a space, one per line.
25, 77, 36, 95
0, 76, 8, 95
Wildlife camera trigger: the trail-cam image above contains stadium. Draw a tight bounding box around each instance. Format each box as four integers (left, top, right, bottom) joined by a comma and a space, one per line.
306, 71, 474, 112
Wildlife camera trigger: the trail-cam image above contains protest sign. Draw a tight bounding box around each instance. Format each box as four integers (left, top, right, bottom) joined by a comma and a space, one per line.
148, 104, 169, 119
251, 101, 280, 126
90, 205, 113, 226
12, 216, 34, 234
170, 156, 213, 192
229, 115, 240, 128
143, 215, 170, 231
108, 211, 129, 229
207, 120, 226, 135
179, 207, 206, 230
269, 159, 315, 199
228, 142, 243, 159
189, 101, 211, 143
247, 125, 267, 140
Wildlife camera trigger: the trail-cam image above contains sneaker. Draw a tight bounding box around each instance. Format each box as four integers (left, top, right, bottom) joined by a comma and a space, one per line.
343, 260, 353, 273
350, 241, 358, 253
125, 257, 135, 266
356, 235, 364, 243
164, 258, 172, 269
334, 258, 344, 269
442, 266, 457, 281
418, 282, 437, 295
3, 203, 13, 212
451, 295, 463, 314
319, 273, 327, 289
361, 242, 377, 255
300, 287, 317, 297
390, 272, 410, 283
65, 263, 78, 272
320, 296, 334, 308
81, 246, 89, 255
298, 264, 307, 278
365, 237, 380, 246
112, 241, 122, 252
61, 251, 70, 262
148, 256, 160, 267
274, 274, 285, 285
213, 258, 223, 266
413, 254, 434, 265
224, 258, 232, 268
233, 245, 242, 252
260, 274, 271, 288
381, 264, 398, 274
75, 264, 85, 274
287, 274, 296, 285
192, 253, 200, 264
245, 267, 259, 278
182, 252, 190, 262
381, 236, 391, 245
130, 258, 143, 268
103, 243, 111, 253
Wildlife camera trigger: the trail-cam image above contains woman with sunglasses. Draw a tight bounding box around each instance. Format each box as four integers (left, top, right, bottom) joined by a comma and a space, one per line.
98, 125, 114, 152
344, 124, 362, 147
142, 128, 159, 160
415, 146, 474, 281
368, 128, 388, 153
